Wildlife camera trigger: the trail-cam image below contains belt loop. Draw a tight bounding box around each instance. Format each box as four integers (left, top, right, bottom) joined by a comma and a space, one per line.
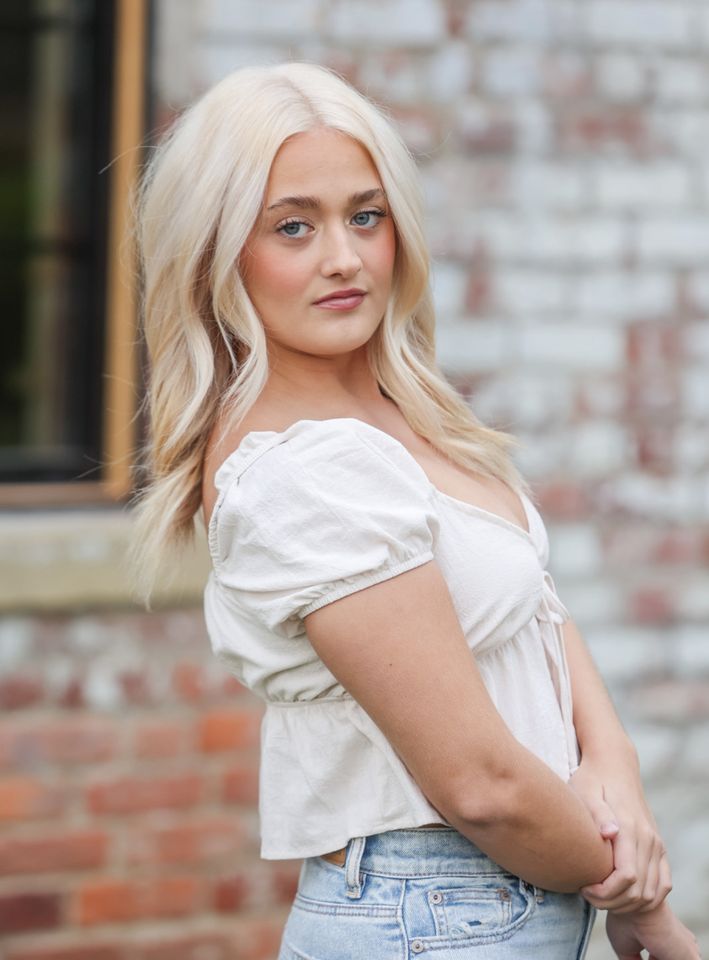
344, 835, 366, 899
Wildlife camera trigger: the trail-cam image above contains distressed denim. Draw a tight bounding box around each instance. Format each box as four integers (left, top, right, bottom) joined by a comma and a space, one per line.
278, 827, 596, 959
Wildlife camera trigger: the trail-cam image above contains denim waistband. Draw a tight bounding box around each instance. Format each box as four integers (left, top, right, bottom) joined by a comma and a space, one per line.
340, 828, 509, 882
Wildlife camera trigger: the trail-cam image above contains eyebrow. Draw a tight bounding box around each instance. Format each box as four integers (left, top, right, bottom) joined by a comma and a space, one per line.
266, 188, 387, 212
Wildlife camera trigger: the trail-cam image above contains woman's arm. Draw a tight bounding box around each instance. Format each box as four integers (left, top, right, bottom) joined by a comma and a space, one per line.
304, 560, 613, 893
563, 617, 672, 912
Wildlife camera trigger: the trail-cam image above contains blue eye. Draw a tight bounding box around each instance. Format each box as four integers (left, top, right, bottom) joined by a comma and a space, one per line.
277, 220, 310, 238
351, 209, 386, 227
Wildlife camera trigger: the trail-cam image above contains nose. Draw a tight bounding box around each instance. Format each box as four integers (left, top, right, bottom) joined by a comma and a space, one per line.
320, 224, 362, 279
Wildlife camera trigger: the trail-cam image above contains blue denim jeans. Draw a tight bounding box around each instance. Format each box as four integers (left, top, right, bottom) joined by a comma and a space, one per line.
278, 827, 596, 959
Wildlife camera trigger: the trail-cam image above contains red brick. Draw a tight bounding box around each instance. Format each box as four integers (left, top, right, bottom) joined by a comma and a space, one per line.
0, 777, 64, 821
0, 675, 43, 710
128, 816, 246, 866
6, 944, 123, 960
560, 107, 649, 152
630, 586, 674, 625
222, 763, 259, 805
214, 871, 251, 912
198, 708, 261, 753
172, 662, 206, 702
134, 934, 231, 960
0, 892, 61, 934
227, 915, 289, 960
0, 718, 115, 768
0, 830, 108, 875
74, 875, 202, 926
271, 863, 301, 905
133, 720, 187, 759
535, 482, 591, 520
222, 674, 249, 697
87, 773, 203, 815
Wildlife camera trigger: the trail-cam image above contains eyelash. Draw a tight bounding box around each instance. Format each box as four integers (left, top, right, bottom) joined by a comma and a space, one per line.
276, 208, 388, 238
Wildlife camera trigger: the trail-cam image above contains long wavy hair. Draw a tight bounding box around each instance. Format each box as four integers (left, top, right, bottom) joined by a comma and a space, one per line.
129, 61, 526, 603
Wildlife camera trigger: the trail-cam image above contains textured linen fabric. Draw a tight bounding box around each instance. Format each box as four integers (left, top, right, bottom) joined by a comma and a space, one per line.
204, 418, 579, 860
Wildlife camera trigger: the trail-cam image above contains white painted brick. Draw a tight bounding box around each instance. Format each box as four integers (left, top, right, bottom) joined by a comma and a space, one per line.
519, 324, 625, 371
568, 419, 631, 478
594, 163, 691, 210
596, 53, 647, 101
550, 580, 625, 626
599, 473, 703, 523
652, 109, 709, 159
686, 278, 709, 316
0, 618, 32, 667
204, 0, 322, 37
570, 270, 675, 320
654, 58, 708, 103
583, 1, 693, 49
636, 217, 709, 265
513, 99, 553, 154
577, 376, 626, 417
677, 575, 709, 622
674, 425, 709, 471
583, 626, 667, 683
436, 320, 508, 375
482, 47, 541, 98
430, 260, 468, 319
682, 366, 709, 417
427, 42, 474, 102
357, 56, 424, 106
326, 0, 446, 46
465, 0, 555, 44
494, 269, 569, 315
502, 372, 574, 428
680, 724, 709, 779
472, 215, 628, 266
513, 430, 569, 477
625, 722, 684, 780
672, 627, 709, 679
667, 817, 709, 924
547, 523, 603, 576
197, 42, 288, 88
511, 163, 587, 212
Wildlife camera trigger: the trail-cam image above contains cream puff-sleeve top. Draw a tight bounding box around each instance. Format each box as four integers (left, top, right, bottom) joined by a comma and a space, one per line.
204, 418, 579, 860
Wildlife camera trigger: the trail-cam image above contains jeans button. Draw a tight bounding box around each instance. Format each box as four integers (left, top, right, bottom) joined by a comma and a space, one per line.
411, 940, 425, 953
430, 892, 443, 904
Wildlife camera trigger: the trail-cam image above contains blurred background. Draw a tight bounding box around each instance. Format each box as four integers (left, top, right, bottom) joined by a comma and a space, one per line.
1, 0, 707, 957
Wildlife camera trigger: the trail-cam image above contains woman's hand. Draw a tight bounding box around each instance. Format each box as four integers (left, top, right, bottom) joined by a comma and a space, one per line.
569, 759, 672, 913
606, 901, 701, 959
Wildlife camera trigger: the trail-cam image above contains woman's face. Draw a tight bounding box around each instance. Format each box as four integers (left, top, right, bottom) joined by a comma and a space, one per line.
240, 127, 397, 361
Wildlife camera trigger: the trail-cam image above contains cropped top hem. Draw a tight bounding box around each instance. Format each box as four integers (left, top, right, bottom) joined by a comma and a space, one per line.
260, 813, 451, 861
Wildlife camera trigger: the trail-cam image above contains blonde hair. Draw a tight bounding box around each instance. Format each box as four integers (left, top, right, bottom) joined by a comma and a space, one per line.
130, 61, 525, 603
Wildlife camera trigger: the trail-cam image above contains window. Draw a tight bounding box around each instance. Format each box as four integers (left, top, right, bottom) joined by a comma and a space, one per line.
0, 0, 149, 504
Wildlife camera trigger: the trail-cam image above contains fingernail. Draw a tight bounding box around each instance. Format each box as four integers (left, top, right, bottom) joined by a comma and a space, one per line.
601, 822, 619, 832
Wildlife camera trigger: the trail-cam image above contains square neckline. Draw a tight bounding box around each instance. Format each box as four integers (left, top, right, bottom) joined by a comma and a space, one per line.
214, 416, 534, 543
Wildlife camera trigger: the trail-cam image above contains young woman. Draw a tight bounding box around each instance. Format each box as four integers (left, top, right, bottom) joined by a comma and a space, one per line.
131, 62, 699, 959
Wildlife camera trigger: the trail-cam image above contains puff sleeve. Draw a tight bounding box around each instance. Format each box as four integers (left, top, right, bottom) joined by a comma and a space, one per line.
207, 420, 439, 639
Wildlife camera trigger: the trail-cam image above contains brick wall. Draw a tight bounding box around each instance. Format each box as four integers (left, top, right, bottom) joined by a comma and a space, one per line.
2, 1, 707, 957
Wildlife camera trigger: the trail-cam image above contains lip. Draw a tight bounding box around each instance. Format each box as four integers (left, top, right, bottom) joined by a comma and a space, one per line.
314, 288, 367, 308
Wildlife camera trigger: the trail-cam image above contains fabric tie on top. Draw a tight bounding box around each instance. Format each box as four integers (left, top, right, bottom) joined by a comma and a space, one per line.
536, 571, 578, 774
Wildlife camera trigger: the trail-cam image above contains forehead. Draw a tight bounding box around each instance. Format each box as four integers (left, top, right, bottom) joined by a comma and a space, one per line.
265, 128, 382, 198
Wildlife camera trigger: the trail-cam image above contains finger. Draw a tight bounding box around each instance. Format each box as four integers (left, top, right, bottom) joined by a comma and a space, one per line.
584, 792, 620, 838
607, 833, 657, 914
582, 831, 638, 901
639, 854, 673, 913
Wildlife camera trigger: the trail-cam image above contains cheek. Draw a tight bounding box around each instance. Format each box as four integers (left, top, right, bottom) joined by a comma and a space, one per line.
245, 245, 312, 304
